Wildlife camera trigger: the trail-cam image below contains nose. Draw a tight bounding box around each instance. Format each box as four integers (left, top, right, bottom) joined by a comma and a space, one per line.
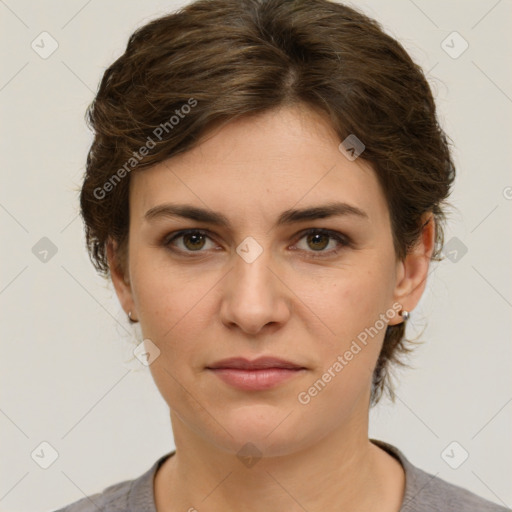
219, 243, 291, 336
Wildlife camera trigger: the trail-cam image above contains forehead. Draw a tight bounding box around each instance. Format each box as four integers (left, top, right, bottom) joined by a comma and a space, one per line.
129, 104, 389, 230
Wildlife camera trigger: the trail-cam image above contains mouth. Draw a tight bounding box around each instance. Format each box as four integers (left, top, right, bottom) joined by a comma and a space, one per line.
207, 357, 304, 371
206, 357, 306, 391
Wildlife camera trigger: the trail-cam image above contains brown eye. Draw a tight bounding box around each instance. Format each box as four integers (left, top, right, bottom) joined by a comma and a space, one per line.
305, 233, 330, 251
164, 230, 216, 253
294, 229, 350, 258
182, 232, 207, 251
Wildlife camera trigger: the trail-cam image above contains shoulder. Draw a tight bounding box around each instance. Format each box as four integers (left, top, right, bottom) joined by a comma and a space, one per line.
401, 467, 510, 512
52, 478, 132, 512
52, 452, 174, 512
371, 439, 510, 512
406, 473, 510, 512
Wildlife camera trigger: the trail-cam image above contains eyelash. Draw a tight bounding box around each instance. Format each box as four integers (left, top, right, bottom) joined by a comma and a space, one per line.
162, 228, 351, 259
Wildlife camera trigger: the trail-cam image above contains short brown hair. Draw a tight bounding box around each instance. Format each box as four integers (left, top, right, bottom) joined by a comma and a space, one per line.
80, 0, 456, 405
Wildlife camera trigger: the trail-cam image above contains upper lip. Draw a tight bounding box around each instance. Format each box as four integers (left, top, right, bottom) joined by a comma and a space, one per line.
207, 357, 304, 370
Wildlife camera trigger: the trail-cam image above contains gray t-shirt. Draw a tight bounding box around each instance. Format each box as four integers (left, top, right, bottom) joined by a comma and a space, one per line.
54, 439, 510, 511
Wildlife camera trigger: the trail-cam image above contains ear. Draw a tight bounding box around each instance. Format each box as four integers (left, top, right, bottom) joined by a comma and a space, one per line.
106, 238, 137, 319
388, 213, 436, 326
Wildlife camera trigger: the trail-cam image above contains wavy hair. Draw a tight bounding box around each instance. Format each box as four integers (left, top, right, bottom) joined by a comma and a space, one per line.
80, 0, 456, 405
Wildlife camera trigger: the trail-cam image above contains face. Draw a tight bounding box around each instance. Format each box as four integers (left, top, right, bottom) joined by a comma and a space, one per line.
109, 104, 433, 457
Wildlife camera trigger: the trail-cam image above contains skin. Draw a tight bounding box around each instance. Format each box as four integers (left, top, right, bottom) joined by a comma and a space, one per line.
108, 103, 435, 512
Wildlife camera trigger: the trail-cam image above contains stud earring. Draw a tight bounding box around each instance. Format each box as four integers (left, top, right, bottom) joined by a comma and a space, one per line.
400, 310, 410, 322
128, 311, 138, 323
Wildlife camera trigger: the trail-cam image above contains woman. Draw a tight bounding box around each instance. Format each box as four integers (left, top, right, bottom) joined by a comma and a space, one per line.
56, 0, 508, 510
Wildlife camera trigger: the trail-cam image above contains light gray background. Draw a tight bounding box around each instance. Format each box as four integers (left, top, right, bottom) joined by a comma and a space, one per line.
1, 1, 511, 511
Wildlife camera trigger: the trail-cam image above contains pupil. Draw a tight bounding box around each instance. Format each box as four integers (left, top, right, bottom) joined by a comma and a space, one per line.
308, 233, 328, 251
185, 233, 204, 250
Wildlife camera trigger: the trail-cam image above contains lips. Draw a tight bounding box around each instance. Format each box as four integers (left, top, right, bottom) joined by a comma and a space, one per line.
206, 357, 304, 371
206, 357, 306, 391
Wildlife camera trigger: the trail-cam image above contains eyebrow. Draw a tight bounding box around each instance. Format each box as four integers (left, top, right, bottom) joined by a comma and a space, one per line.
144, 201, 369, 228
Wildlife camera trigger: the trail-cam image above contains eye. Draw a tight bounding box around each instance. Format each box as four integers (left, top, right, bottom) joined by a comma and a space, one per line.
163, 229, 217, 254
293, 228, 350, 258
162, 228, 351, 258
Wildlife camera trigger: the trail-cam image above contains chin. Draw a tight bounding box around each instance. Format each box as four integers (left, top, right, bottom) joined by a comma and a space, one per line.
205, 405, 313, 458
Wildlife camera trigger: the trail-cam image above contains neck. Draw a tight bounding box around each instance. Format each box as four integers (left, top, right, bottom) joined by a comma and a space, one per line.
154, 415, 404, 512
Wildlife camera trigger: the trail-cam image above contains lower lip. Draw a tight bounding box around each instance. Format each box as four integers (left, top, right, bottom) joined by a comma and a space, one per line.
208, 368, 305, 391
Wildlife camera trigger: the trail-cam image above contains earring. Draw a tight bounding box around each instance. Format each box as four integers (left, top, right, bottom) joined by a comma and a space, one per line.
400, 310, 410, 322
128, 311, 138, 323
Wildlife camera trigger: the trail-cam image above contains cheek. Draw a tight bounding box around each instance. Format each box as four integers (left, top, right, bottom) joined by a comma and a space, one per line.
296, 263, 389, 354
131, 263, 222, 383
130, 253, 207, 337
295, 278, 387, 416
293, 267, 392, 414
138, 286, 211, 421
